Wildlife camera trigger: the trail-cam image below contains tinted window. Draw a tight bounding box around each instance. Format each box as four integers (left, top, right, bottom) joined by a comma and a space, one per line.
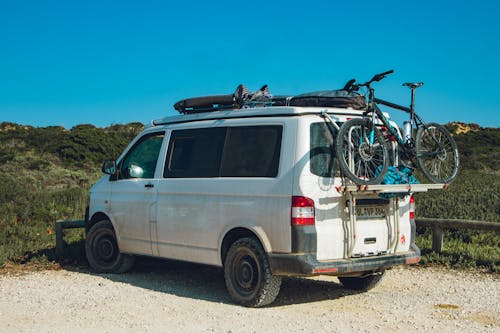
310, 122, 337, 177
221, 126, 282, 177
164, 126, 282, 178
164, 128, 225, 178
119, 132, 164, 179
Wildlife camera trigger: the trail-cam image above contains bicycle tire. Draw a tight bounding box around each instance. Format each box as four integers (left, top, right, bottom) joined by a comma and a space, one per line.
335, 118, 389, 185
415, 123, 459, 184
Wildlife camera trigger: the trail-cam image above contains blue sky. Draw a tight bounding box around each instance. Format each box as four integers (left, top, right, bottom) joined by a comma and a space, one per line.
1, 0, 499, 128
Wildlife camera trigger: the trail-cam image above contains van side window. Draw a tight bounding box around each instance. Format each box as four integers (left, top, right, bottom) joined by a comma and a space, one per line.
118, 132, 164, 179
221, 126, 282, 177
164, 128, 226, 178
164, 126, 283, 178
310, 122, 337, 177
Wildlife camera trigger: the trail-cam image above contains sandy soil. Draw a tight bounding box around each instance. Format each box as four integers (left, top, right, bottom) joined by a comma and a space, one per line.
0, 260, 498, 333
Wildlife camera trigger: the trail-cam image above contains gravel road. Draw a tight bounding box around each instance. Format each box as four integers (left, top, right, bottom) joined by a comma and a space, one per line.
0, 260, 498, 333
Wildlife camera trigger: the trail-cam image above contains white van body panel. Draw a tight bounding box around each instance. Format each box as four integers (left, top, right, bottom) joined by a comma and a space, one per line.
292, 115, 345, 261
153, 117, 297, 266
154, 178, 292, 265
108, 178, 157, 255
397, 196, 412, 252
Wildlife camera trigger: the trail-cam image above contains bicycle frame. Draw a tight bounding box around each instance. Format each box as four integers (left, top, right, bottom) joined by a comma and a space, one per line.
371, 103, 406, 146
366, 86, 428, 157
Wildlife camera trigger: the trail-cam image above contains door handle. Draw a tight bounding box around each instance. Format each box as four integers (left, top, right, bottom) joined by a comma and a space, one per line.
144, 183, 154, 188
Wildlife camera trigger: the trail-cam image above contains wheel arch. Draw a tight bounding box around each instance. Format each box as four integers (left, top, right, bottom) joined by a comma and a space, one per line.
87, 212, 113, 233
220, 226, 272, 265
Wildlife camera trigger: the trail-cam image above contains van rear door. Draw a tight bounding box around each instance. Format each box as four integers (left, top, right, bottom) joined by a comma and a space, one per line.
345, 195, 397, 258
300, 119, 406, 261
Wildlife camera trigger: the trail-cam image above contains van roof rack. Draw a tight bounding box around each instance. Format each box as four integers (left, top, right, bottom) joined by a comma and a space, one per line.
174, 84, 272, 114
172, 84, 368, 115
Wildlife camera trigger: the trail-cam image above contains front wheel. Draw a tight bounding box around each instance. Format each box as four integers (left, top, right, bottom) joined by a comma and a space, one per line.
415, 123, 459, 183
85, 220, 135, 273
336, 118, 390, 185
224, 237, 281, 307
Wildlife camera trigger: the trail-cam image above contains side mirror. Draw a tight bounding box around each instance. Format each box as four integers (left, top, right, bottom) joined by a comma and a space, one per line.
102, 160, 117, 175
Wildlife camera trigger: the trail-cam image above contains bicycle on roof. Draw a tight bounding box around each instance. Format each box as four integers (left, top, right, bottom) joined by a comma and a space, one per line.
331, 70, 459, 185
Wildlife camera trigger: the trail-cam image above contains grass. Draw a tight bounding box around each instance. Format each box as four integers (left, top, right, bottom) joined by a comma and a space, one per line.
414, 169, 500, 273
416, 231, 499, 273
0, 160, 97, 268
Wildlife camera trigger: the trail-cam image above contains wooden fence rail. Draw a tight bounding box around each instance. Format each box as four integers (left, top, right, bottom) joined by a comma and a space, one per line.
55, 218, 499, 256
415, 218, 500, 253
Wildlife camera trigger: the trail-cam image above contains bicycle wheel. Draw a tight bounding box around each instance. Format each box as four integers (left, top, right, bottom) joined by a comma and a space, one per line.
415, 122, 459, 183
335, 118, 389, 185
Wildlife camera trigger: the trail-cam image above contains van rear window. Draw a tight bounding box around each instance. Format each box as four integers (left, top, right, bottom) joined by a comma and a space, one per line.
164, 126, 282, 178
310, 122, 337, 177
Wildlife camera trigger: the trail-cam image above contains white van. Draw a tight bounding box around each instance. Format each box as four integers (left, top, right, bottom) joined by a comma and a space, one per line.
85, 105, 434, 307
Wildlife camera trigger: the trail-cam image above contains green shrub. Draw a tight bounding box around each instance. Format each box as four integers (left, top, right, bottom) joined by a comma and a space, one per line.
0, 122, 143, 267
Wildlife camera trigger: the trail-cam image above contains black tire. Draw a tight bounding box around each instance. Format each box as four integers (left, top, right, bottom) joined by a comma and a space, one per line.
85, 220, 135, 273
224, 237, 281, 307
339, 271, 385, 291
336, 118, 390, 185
415, 123, 459, 184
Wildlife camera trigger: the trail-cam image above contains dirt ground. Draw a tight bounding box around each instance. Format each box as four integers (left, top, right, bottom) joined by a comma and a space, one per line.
0, 260, 498, 333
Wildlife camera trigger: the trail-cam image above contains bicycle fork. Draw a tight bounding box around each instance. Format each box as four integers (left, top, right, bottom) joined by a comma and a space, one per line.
369, 111, 377, 145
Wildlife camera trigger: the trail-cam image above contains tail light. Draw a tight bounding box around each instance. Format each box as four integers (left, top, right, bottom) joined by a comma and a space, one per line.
291, 196, 315, 226
409, 195, 415, 220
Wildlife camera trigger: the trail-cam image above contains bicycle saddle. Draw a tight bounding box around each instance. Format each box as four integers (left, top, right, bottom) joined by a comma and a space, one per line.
403, 82, 424, 89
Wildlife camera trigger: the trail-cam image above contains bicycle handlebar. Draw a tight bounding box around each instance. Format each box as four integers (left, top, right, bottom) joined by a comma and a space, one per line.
340, 70, 415, 115
371, 69, 394, 82
379, 69, 394, 76
342, 70, 394, 93
343, 79, 356, 91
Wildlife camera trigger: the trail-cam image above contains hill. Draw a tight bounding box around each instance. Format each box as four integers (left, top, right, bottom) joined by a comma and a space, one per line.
0, 121, 498, 271
446, 122, 500, 172
0, 122, 144, 168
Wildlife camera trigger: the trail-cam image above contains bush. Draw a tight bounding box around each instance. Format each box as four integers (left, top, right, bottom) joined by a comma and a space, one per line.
0, 122, 143, 267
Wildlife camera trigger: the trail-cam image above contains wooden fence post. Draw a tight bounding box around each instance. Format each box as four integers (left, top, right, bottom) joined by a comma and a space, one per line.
54, 220, 85, 257
55, 221, 64, 256
432, 226, 444, 253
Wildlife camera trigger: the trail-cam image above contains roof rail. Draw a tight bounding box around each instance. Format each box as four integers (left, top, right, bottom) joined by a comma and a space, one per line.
173, 84, 272, 114
172, 84, 368, 115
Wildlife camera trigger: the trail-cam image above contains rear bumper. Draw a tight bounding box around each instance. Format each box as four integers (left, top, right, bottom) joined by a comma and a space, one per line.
269, 247, 420, 276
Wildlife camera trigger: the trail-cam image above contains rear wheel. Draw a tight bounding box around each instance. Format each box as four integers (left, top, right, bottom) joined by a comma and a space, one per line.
339, 271, 385, 291
224, 237, 281, 307
336, 118, 389, 185
415, 123, 459, 183
85, 220, 135, 273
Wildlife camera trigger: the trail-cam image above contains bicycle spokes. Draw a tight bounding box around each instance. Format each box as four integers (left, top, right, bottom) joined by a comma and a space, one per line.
336, 119, 389, 185
415, 124, 459, 183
